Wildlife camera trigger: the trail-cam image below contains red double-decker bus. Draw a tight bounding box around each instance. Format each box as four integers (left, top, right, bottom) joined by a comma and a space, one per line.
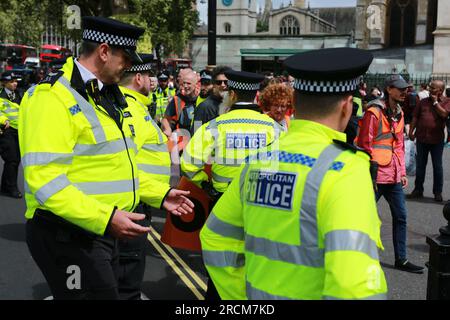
40, 44, 72, 64
0, 44, 37, 71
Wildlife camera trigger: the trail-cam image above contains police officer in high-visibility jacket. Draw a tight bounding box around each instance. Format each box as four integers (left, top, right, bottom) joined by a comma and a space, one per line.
154, 71, 176, 125
181, 70, 279, 196
19, 17, 193, 300
0, 71, 22, 198
117, 53, 173, 299
181, 70, 280, 299
200, 48, 388, 300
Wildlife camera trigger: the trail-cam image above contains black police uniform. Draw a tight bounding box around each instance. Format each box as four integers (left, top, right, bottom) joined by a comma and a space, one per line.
0, 72, 22, 198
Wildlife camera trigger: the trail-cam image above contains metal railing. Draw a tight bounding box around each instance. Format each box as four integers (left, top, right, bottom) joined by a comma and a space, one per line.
363, 73, 450, 91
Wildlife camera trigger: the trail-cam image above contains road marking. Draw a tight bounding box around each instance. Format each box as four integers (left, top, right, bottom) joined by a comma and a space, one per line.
149, 226, 207, 292
147, 229, 205, 300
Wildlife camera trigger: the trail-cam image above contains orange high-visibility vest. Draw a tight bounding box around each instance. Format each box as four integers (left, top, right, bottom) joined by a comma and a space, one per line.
365, 106, 404, 166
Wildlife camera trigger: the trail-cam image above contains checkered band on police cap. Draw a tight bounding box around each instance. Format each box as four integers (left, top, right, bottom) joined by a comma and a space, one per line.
227, 80, 260, 91
83, 29, 137, 48
293, 77, 360, 93
127, 63, 153, 73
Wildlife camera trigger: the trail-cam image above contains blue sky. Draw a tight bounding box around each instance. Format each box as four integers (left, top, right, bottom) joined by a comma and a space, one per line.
197, 0, 357, 23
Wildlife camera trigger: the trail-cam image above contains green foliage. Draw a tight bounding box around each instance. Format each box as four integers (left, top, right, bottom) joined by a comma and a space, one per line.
257, 20, 269, 33
0, 0, 199, 60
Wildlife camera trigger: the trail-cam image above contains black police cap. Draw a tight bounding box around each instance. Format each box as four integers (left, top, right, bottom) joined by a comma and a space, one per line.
157, 71, 170, 80
224, 70, 265, 91
283, 48, 373, 94
200, 69, 212, 81
82, 16, 145, 63
126, 53, 155, 73
0, 71, 20, 82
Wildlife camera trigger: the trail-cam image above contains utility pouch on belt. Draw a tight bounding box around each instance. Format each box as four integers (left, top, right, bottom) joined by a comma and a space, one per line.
201, 181, 223, 206
33, 209, 98, 240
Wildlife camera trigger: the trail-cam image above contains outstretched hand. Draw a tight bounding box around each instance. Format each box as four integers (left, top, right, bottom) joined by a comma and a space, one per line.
163, 189, 195, 216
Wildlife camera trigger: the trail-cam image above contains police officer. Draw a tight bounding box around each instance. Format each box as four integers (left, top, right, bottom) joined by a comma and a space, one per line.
117, 54, 175, 299
196, 69, 213, 107
19, 16, 193, 300
0, 71, 22, 198
154, 71, 176, 125
181, 70, 280, 299
200, 48, 388, 300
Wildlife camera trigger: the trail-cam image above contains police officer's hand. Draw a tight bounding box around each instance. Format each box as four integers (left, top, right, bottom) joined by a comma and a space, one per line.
4, 120, 10, 129
163, 189, 195, 216
109, 209, 151, 239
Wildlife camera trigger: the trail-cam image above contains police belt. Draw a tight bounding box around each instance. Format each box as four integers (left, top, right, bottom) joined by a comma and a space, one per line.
32, 209, 99, 240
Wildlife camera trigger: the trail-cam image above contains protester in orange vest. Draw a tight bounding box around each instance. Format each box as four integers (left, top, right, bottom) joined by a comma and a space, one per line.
259, 82, 294, 131
161, 70, 198, 154
356, 74, 424, 274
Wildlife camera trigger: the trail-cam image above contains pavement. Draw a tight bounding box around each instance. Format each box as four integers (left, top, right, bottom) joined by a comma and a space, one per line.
0, 146, 449, 300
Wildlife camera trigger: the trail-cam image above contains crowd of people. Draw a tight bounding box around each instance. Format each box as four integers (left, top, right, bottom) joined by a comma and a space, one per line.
1, 15, 449, 301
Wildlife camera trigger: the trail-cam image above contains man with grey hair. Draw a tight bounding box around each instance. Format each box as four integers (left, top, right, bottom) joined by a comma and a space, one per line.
161, 69, 198, 138
408, 80, 450, 202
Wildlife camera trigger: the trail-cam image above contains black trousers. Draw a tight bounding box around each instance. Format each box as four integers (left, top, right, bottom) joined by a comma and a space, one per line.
117, 203, 151, 300
26, 211, 121, 300
0, 127, 20, 193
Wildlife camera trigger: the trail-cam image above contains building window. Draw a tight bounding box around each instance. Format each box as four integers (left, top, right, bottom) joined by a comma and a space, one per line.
280, 15, 300, 35
224, 23, 231, 33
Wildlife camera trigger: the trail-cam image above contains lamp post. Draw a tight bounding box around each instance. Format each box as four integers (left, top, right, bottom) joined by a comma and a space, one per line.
207, 0, 217, 69
426, 202, 450, 300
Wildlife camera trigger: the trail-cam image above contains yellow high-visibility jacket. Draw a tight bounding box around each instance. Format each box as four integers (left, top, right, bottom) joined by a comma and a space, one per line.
181, 105, 280, 193
19, 57, 169, 236
121, 86, 171, 184
0, 97, 20, 129
200, 119, 387, 300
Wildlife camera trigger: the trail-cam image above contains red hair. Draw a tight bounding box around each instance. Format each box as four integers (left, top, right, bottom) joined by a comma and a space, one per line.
259, 83, 294, 112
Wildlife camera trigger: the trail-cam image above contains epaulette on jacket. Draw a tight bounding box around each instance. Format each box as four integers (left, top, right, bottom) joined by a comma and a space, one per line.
39, 71, 64, 87
333, 139, 372, 159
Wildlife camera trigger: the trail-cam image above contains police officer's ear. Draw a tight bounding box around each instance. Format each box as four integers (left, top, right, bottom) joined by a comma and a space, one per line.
97, 43, 111, 63
228, 89, 238, 105
339, 94, 354, 131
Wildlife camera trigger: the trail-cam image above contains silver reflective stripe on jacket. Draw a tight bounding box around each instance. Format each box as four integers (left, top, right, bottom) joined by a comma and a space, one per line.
206, 213, 244, 241
246, 281, 294, 300
142, 143, 168, 152
35, 174, 71, 205
22, 152, 73, 167
58, 76, 106, 143
212, 172, 233, 184
323, 293, 387, 300
74, 178, 138, 195
74, 137, 136, 156
138, 164, 171, 175
203, 250, 245, 268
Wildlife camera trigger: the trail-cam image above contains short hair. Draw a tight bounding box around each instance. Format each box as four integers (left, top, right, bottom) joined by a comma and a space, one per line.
212, 65, 231, 81
259, 83, 294, 112
118, 72, 136, 87
295, 92, 351, 118
79, 40, 122, 57
231, 89, 257, 102
79, 41, 100, 57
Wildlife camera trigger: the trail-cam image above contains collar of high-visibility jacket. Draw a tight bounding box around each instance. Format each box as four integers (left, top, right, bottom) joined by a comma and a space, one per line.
74, 59, 104, 91
288, 119, 347, 144
120, 86, 151, 107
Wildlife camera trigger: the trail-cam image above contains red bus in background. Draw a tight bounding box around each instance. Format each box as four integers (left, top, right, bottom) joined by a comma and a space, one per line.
0, 44, 37, 71
40, 44, 72, 64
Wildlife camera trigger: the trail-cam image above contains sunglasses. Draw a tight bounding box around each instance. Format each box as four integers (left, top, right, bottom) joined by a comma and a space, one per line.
215, 80, 228, 86
201, 80, 212, 85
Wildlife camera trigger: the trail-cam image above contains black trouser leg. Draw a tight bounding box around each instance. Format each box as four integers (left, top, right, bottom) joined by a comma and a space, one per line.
117, 204, 151, 300
0, 128, 20, 193
26, 218, 120, 300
